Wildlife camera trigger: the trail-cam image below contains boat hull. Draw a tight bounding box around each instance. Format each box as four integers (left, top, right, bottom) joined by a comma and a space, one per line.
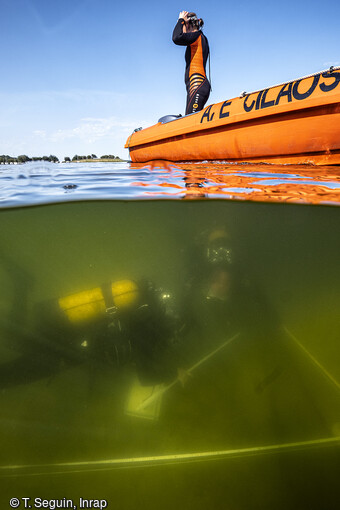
125, 69, 340, 165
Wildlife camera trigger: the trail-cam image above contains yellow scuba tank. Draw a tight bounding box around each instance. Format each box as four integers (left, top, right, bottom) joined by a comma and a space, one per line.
111, 280, 139, 309
58, 280, 140, 323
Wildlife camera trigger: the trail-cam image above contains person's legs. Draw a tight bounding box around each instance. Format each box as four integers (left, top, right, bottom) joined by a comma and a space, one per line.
185, 79, 211, 115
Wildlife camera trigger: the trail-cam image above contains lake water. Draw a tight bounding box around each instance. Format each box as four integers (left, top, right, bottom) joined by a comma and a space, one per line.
0, 161, 339, 509
1, 161, 340, 206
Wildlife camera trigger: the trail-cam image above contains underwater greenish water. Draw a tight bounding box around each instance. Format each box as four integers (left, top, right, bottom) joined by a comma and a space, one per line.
0, 197, 339, 510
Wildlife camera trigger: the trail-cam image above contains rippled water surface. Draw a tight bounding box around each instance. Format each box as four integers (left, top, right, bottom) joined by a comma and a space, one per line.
0, 161, 339, 509
0, 160, 339, 206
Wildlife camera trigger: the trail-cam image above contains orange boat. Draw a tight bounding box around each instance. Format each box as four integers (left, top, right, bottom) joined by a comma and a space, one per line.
125, 68, 340, 165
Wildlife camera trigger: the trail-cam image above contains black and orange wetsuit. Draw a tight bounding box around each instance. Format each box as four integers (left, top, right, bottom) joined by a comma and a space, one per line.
172, 19, 211, 115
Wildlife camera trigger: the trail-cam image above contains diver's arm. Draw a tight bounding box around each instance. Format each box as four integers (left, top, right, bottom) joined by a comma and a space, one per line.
172, 20, 201, 45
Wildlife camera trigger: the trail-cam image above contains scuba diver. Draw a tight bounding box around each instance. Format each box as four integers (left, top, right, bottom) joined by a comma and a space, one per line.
177, 226, 284, 382
172, 11, 211, 115
0, 252, 181, 390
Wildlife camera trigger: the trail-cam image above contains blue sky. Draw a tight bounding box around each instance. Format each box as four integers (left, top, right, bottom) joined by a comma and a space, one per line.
1, 0, 339, 160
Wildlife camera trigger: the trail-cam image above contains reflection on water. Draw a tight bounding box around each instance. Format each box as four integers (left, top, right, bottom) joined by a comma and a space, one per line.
131, 161, 340, 204
0, 199, 339, 508
0, 160, 339, 206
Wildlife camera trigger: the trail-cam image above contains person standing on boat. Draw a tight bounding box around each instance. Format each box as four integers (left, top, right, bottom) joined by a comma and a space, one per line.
172, 11, 211, 115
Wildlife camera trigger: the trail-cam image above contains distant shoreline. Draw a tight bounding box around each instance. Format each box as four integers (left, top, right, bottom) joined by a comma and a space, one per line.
68, 158, 126, 163
0, 155, 127, 164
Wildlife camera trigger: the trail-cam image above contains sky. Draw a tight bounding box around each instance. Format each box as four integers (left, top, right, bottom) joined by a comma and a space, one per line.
1, 0, 339, 161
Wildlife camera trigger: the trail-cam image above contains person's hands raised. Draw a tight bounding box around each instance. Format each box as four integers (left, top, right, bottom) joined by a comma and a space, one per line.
179, 11, 189, 21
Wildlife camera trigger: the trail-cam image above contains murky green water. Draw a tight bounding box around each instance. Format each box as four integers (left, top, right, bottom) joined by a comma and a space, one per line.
0, 198, 339, 509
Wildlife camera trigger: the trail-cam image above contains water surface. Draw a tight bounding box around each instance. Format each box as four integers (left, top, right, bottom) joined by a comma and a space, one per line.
0, 160, 339, 206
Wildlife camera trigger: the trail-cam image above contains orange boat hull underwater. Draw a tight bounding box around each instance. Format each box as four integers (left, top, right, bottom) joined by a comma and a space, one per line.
125, 68, 340, 165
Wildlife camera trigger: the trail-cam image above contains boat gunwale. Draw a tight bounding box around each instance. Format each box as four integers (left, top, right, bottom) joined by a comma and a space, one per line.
128, 102, 340, 154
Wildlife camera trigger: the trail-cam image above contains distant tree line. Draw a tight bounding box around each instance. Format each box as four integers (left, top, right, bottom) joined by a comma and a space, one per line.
0, 154, 122, 164
67, 154, 121, 162
0, 154, 59, 164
